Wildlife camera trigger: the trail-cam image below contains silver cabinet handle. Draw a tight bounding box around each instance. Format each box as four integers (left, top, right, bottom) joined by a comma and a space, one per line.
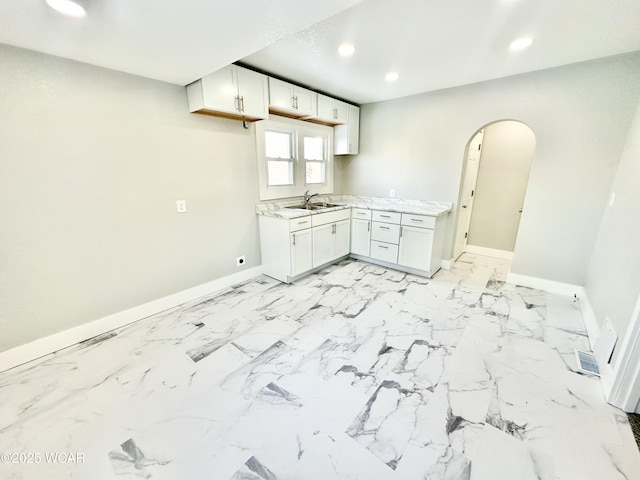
240, 96, 245, 112
332, 224, 336, 234
333, 108, 337, 119
378, 245, 388, 249
368, 221, 370, 232
292, 233, 296, 246
356, 212, 367, 215
379, 226, 390, 230
400, 226, 403, 237
410, 218, 423, 222
380, 215, 391, 218
298, 220, 308, 224
235, 95, 240, 112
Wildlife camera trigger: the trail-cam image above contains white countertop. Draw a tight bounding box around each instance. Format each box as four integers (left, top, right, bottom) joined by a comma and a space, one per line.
256, 195, 452, 219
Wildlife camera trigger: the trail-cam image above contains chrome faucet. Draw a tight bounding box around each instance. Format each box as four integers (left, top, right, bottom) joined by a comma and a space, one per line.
303, 190, 320, 208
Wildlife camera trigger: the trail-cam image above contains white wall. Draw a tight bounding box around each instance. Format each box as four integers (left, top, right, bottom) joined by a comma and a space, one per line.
0, 44, 262, 352
468, 121, 535, 252
342, 52, 640, 285
585, 96, 640, 347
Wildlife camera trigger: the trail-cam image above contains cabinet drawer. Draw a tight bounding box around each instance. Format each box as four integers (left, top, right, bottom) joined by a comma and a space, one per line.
290, 216, 312, 232
371, 222, 400, 244
351, 208, 372, 220
370, 241, 399, 263
372, 210, 401, 224
311, 209, 350, 227
401, 213, 436, 229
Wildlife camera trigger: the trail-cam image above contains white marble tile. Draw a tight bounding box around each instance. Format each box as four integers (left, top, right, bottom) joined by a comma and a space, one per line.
1, 255, 638, 480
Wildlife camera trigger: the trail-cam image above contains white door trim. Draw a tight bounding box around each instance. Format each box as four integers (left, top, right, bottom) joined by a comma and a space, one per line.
606, 291, 640, 412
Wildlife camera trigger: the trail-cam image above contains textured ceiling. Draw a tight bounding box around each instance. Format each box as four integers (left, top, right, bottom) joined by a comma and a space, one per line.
1, 0, 639, 104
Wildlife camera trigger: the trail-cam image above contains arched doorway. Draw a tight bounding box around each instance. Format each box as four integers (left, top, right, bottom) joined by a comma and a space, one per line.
453, 120, 536, 261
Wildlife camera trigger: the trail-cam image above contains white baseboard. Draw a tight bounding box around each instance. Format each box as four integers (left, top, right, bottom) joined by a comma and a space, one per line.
441, 259, 453, 270
465, 245, 514, 260
0, 266, 263, 373
506, 272, 600, 349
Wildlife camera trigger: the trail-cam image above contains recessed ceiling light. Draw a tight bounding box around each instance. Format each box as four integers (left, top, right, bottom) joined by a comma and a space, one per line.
46, 0, 86, 18
385, 72, 400, 82
338, 43, 356, 56
510, 37, 534, 51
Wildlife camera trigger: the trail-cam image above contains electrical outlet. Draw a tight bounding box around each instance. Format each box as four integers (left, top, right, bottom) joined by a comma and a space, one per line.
236, 256, 246, 267
389, 189, 396, 198
176, 200, 187, 213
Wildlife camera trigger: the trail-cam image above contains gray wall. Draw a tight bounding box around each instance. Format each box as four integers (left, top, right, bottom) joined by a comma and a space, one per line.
585, 96, 640, 346
468, 121, 536, 251
0, 44, 262, 351
342, 52, 640, 285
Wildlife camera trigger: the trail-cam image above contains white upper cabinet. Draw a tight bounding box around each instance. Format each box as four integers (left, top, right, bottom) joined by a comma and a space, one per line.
334, 104, 360, 155
187, 65, 269, 121
269, 78, 317, 118
315, 95, 350, 125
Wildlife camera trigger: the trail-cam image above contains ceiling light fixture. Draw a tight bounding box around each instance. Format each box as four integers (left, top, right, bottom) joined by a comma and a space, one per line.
510, 37, 534, 51
338, 43, 356, 56
385, 71, 400, 82
46, 0, 86, 18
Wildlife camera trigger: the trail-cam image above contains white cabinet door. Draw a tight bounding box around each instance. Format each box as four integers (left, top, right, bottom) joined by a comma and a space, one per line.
334, 220, 351, 258
316, 94, 335, 121
313, 220, 350, 267
199, 65, 239, 115
315, 95, 349, 124
190, 65, 268, 120
269, 78, 317, 117
269, 78, 295, 110
294, 86, 317, 117
236, 67, 269, 119
312, 223, 333, 268
351, 218, 371, 256
334, 100, 350, 124
398, 225, 434, 271
334, 105, 360, 155
291, 229, 312, 277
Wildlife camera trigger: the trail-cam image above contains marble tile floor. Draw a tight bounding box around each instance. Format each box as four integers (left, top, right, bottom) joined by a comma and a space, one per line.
1, 253, 639, 480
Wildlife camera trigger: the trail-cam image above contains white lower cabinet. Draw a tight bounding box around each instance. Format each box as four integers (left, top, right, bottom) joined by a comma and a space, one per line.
260, 206, 447, 283
398, 225, 434, 271
350, 208, 372, 256
349, 208, 447, 278
290, 228, 312, 277
259, 209, 350, 283
313, 219, 350, 267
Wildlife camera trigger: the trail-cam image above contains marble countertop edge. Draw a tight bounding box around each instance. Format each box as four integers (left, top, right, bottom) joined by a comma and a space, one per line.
256, 195, 453, 219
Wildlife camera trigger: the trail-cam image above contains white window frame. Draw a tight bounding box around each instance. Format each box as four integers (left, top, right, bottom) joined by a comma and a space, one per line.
303, 133, 329, 186
256, 115, 334, 201
264, 126, 296, 187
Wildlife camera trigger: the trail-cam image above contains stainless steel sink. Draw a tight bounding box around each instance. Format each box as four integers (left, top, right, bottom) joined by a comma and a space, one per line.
311, 203, 342, 208
284, 203, 342, 211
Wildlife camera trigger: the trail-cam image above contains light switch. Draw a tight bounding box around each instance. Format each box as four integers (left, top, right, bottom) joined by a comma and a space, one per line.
176, 200, 187, 213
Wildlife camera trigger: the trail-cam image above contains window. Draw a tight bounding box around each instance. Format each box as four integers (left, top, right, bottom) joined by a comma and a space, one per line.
256, 116, 334, 201
304, 135, 327, 185
265, 130, 294, 186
